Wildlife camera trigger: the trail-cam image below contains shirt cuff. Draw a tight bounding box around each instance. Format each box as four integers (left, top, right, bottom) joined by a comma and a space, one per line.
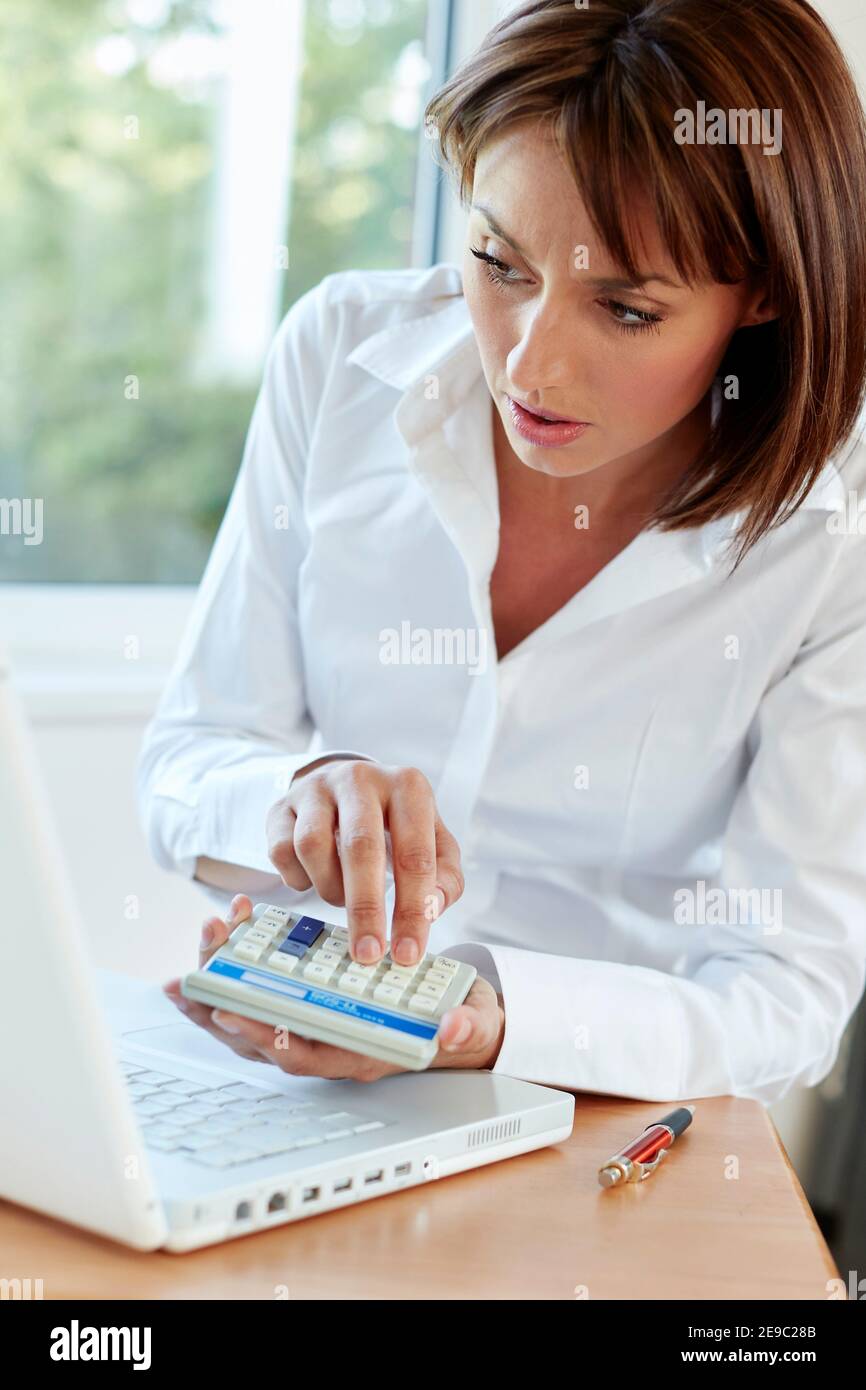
445, 941, 684, 1099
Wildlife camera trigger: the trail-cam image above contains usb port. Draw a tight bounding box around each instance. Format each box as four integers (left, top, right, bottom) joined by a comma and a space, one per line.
333, 1177, 353, 1193
302, 1185, 321, 1202
364, 1169, 384, 1185
395, 1162, 412, 1177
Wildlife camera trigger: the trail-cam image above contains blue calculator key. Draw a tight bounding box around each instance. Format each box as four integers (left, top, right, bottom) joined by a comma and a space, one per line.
279, 915, 325, 954
277, 938, 307, 958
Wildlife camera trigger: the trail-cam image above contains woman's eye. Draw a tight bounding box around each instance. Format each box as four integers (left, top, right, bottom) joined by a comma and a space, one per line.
602, 298, 665, 335
470, 245, 523, 290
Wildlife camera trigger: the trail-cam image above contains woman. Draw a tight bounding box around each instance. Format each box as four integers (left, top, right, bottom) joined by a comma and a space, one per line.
138, 0, 866, 1103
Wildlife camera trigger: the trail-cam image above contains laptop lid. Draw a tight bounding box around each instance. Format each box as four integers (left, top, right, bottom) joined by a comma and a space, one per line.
0, 641, 167, 1249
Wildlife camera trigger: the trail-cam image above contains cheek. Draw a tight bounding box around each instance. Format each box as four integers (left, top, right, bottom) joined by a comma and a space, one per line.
464, 281, 512, 378
590, 337, 720, 430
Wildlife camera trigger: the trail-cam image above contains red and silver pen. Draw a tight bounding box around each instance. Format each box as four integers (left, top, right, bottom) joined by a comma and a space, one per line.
598, 1105, 695, 1187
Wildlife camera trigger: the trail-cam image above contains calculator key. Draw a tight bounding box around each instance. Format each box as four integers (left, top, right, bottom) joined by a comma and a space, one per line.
286, 915, 325, 948
303, 961, 337, 985
329, 926, 349, 941
422, 968, 452, 987
242, 927, 275, 948
373, 983, 406, 1006
336, 974, 370, 997
347, 961, 378, 977
268, 950, 299, 974
418, 980, 448, 1000
257, 906, 291, 928
407, 993, 439, 1015
234, 938, 266, 962
322, 935, 349, 957
312, 948, 344, 969
432, 957, 460, 974
256, 902, 291, 918
381, 968, 416, 987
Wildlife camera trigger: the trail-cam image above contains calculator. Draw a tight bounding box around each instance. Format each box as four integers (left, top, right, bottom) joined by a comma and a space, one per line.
180, 904, 477, 1071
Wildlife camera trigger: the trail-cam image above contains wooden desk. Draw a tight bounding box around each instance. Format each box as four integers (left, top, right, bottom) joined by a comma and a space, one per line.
0, 1093, 839, 1299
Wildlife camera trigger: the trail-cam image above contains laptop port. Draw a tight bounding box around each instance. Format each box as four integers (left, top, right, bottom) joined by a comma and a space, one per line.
333, 1177, 353, 1193
267, 1192, 287, 1213
302, 1185, 321, 1203
395, 1162, 412, 1177
235, 1200, 252, 1221
364, 1169, 384, 1185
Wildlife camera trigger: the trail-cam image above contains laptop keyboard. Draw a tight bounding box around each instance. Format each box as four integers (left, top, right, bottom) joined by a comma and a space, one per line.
120, 1058, 393, 1168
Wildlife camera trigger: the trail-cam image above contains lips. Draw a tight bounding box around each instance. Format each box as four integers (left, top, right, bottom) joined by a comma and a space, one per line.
505, 395, 590, 448
511, 396, 586, 425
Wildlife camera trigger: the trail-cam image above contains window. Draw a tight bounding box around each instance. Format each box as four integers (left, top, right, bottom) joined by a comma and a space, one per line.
0, 0, 435, 583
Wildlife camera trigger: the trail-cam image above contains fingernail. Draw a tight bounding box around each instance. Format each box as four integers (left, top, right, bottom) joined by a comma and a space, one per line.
394, 938, 419, 965
212, 1011, 240, 1033
443, 1017, 471, 1050
200, 923, 214, 947
356, 935, 382, 964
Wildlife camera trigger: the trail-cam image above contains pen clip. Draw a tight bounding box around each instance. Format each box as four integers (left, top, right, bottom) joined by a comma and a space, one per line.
635, 1147, 669, 1181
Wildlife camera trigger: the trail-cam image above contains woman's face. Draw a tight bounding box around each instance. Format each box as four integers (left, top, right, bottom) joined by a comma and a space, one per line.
463, 122, 774, 484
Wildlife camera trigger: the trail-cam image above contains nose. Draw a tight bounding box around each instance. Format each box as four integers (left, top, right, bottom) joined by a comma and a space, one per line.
505, 297, 578, 402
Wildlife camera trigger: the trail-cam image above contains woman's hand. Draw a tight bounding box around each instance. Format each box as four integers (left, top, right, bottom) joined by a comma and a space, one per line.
163, 896, 506, 1081
266, 759, 465, 967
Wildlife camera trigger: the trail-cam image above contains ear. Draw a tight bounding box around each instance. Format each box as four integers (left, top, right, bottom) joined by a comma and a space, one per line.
737, 281, 779, 329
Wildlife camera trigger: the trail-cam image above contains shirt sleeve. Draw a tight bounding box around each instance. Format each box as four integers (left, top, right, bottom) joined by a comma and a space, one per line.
136, 277, 376, 880
446, 520, 866, 1105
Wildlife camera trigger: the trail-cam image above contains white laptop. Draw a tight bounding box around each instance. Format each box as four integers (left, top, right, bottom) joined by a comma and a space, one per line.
0, 646, 574, 1252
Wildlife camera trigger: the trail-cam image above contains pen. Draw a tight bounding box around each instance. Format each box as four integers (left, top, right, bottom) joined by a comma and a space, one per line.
597, 1105, 695, 1187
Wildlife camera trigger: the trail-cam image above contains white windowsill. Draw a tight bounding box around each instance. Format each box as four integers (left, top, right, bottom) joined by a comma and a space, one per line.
2, 584, 197, 722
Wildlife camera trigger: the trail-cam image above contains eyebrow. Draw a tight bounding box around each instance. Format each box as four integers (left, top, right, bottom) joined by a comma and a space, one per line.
469, 201, 684, 293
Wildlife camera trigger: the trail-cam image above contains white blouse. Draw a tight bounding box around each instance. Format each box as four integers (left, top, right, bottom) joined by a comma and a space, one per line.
136, 262, 866, 1105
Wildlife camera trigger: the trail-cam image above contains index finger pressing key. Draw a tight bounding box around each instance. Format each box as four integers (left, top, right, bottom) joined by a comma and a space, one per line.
335, 781, 389, 965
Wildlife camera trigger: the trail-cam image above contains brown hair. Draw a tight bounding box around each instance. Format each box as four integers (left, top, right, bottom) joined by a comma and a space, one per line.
424, 0, 866, 565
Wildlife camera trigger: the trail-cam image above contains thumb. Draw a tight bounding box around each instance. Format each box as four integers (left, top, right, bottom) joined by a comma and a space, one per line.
438, 1006, 475, 1052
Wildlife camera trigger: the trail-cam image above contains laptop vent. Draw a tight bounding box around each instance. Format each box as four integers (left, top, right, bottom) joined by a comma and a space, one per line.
467, 1117, 521, 1149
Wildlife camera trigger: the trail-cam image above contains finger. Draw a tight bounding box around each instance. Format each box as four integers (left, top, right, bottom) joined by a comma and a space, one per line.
433, 815, 466, 915
438, 1005, 476, 1051
266, 800, 313, 891
291, 791, 343, 905
198, 894, 251, 968
387, 769, 438, 966
335, 767, 388, 964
